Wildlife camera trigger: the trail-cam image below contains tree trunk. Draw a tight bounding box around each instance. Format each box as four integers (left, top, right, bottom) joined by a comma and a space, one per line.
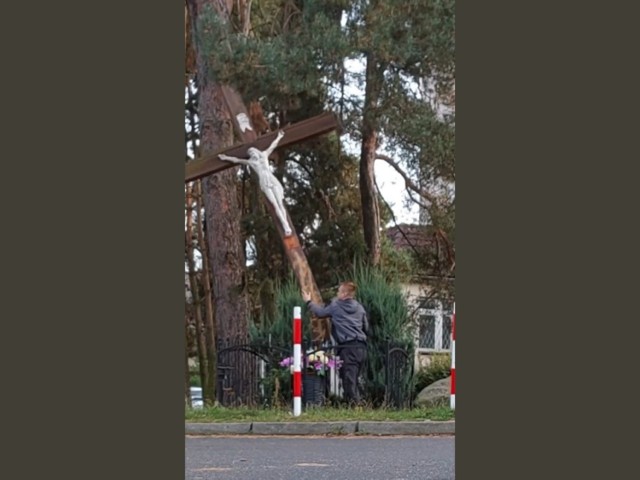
195, 181, 217, 404
185, 311, 192, 407
187, 77, 217, 405
360, 52, 383, 266
185, 184, 211, 399
188, 0, 252, 403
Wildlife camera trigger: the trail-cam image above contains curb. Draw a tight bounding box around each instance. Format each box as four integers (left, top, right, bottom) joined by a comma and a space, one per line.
252, 422, 357, 435
186, 422, 252, 435
186, 421, 454, 436
357, 420, 454, 436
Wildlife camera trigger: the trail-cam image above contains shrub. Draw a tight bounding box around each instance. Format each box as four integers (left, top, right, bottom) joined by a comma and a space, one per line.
250, 276, 309, 407
250, 264, 415, 408
413, 353, 452, 396
250, 275, 315, 347
189, 372, 201, 387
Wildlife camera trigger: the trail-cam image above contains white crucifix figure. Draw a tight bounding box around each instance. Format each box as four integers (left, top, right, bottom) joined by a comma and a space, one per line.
218, 130, 292, 236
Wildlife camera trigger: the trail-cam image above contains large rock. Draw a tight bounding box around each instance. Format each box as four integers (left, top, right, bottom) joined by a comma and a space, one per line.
414, 376, 451, 408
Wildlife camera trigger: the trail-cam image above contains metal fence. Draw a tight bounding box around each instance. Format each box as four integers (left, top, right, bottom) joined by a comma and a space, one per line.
212, 336, 413, 409
215, 336, 290, 407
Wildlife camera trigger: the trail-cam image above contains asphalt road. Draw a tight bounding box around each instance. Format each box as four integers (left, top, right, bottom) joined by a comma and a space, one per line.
186, 435, 455, 480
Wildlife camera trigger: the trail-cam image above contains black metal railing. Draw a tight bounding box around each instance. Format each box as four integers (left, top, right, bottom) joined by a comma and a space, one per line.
213, 336, 413, 408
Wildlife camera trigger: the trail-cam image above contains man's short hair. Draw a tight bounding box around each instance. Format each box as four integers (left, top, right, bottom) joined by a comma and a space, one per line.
340, 281, 357, 297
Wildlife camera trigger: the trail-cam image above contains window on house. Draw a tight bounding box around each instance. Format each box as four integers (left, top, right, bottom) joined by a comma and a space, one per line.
416, 298, 453, 352
418, 314, 436, 349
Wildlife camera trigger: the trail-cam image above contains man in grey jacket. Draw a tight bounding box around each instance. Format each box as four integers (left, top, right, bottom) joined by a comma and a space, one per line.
302, 281, 369, 405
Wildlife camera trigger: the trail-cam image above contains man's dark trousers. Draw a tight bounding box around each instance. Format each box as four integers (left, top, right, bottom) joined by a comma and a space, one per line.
338, 341, 367, 405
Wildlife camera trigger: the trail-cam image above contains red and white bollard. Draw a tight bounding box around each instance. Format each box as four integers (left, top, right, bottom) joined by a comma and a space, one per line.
450, 304, 456, 410
292, 306, 302, 416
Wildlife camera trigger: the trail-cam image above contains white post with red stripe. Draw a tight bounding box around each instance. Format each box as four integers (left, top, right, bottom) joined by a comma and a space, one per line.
292, 306, 302, 416
450, 303, 456, 410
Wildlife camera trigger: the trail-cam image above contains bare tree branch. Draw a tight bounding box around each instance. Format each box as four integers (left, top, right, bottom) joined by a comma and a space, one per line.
375, 153, 437, 204
373, 177, 422, 259
405, 186, 431, 213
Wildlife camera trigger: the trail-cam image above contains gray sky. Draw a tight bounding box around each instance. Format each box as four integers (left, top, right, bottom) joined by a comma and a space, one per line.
376, 161, 419, 225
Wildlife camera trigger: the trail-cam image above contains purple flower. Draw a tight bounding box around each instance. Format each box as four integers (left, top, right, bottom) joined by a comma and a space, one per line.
280, 353, 343, 372
327, 358, 342, 369
279, 357, 293, 367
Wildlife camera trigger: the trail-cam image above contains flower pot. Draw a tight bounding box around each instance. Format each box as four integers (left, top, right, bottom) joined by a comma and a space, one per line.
302, 371, 326, 407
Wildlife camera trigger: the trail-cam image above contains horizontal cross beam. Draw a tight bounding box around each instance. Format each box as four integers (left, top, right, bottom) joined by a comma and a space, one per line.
185, 111, 341, 183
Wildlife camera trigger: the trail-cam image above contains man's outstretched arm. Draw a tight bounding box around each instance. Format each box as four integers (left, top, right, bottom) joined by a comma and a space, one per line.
263, 130, 285, 157
302, 289, 334, 317
219, 154, 249, 165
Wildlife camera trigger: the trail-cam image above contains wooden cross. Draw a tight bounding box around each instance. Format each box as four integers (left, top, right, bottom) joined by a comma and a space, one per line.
185, 86, 341, 345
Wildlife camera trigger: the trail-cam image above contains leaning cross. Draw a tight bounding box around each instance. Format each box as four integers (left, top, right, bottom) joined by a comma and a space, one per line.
185, 86, 340, 345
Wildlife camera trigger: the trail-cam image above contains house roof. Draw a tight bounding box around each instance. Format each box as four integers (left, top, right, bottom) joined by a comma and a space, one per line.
385, 224, 434, 250
385, 224, 455, 280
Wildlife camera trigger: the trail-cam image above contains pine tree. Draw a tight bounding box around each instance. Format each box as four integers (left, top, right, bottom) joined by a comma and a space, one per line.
193, 0, 455, 305
204, 0, 454, 265
186, 0, 252, 405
